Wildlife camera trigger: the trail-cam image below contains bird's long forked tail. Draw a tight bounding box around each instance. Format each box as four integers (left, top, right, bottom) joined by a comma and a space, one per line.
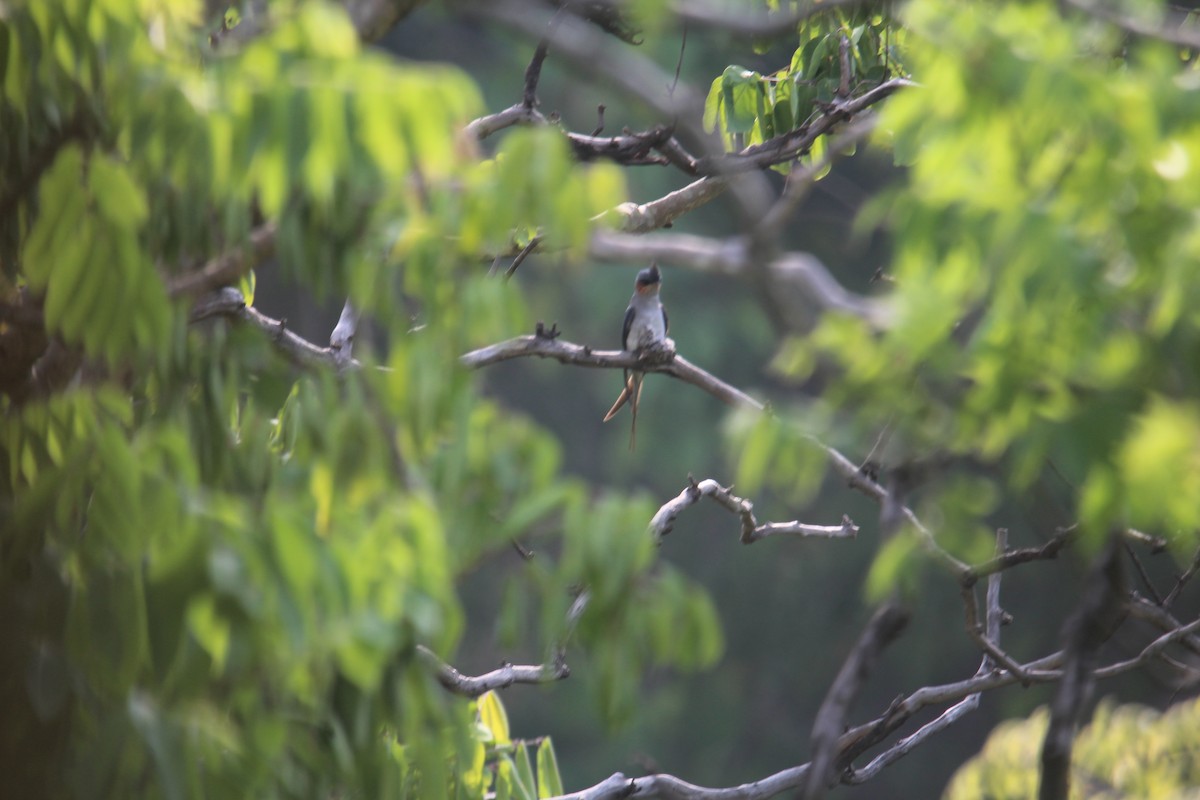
602, 372, 643, 450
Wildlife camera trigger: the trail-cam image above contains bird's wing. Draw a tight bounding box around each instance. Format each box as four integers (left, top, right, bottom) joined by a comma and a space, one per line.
621, 303, 635, 349
661, 303, 668, 335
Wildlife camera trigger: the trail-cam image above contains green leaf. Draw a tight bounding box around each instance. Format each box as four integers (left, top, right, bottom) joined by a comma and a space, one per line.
720, 66, 763, 135
186, 593, 231, 672
89, 154, 149, 227
535, 737, 564, 799
513, 742, 537, 800
702, 74, 724, 132
39, 213, 94, 334
239, 269, 256, 307
66, 567, 149, 699
271, 511, 319, 599
478, 691, 511, 747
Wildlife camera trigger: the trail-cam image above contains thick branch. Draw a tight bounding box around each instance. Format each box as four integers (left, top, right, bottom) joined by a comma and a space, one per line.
671, 0, 885, 38
417, 645, 569, 698
702, 80, 912, 175
1039, 536, 1126, 800
648, 476, 857, 544
167, 222, 278, 299
614, 177, 728, 232
549, 765, 813, 800
805, 602, 909, 799
590, 232, 887, 326
460, 334, 763, 411
1062, 0, 1200, 49
551, 604, 1200, 800
465, 102, 546, 140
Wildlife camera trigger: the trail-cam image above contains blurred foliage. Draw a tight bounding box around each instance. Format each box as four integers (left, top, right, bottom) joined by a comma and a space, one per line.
5, 0, 1200, 797
741, 0, 1200, 575
945, 698, 1200, 799
0, 0, 712, 797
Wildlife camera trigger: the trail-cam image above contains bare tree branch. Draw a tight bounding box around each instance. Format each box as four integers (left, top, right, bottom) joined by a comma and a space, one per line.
849, 529, 1009, 784
755, 115, 879, 244
1123, 526, 1167, 553
986, 529, 1007, 650
1127, 593, 1200, 658
961, 527, 1076, 585
504, 236, 543, 280
614, 177, 729, 232
805, 602, 909, 799
1062, 0, 1200, 49
523, 38, 550, 109
465, 101, 547, 140
417, 645, 569, 698
460, 334, 763, 411
670, 0, 887, 38
589, 231, 887, 326
343, 0, 426, 42
812, 441, 972, 575
477, 1, 701, 137
167, 222, 278, 299
549, 605, 1200, 800
1163, 546, 1200, 607
190, 287, 359, 370
648, 476, 858, 544
1039, 535, 1126, 800
961, 582, 1029, 685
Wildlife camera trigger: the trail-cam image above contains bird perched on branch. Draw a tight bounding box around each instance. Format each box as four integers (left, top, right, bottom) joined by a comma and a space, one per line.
603, 263, 669, 450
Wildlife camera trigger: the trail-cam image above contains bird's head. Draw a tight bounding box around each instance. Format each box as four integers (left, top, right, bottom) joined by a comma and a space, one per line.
635, 262, 662, 295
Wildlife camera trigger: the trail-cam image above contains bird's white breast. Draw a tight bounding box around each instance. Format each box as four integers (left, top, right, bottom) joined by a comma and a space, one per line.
627, 296, 666, 349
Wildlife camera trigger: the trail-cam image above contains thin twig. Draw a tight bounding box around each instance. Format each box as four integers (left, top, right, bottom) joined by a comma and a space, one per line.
417, 645, 569, 698
1039, 535, 1126, 800
962, 527, 1076, 585
1125, 541, 1164, 605
504, 236, 543, 280
961, 582, 1029, 685
849, 529, 1009, 784
647, 476, 857, 544
668, 22, 688, 99
1163, 546, 1200, 607
523, 40, 550, 109
190, 287, 359, 370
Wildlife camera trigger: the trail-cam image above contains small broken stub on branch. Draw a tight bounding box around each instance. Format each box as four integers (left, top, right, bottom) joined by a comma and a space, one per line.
534, 321, 561, 340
